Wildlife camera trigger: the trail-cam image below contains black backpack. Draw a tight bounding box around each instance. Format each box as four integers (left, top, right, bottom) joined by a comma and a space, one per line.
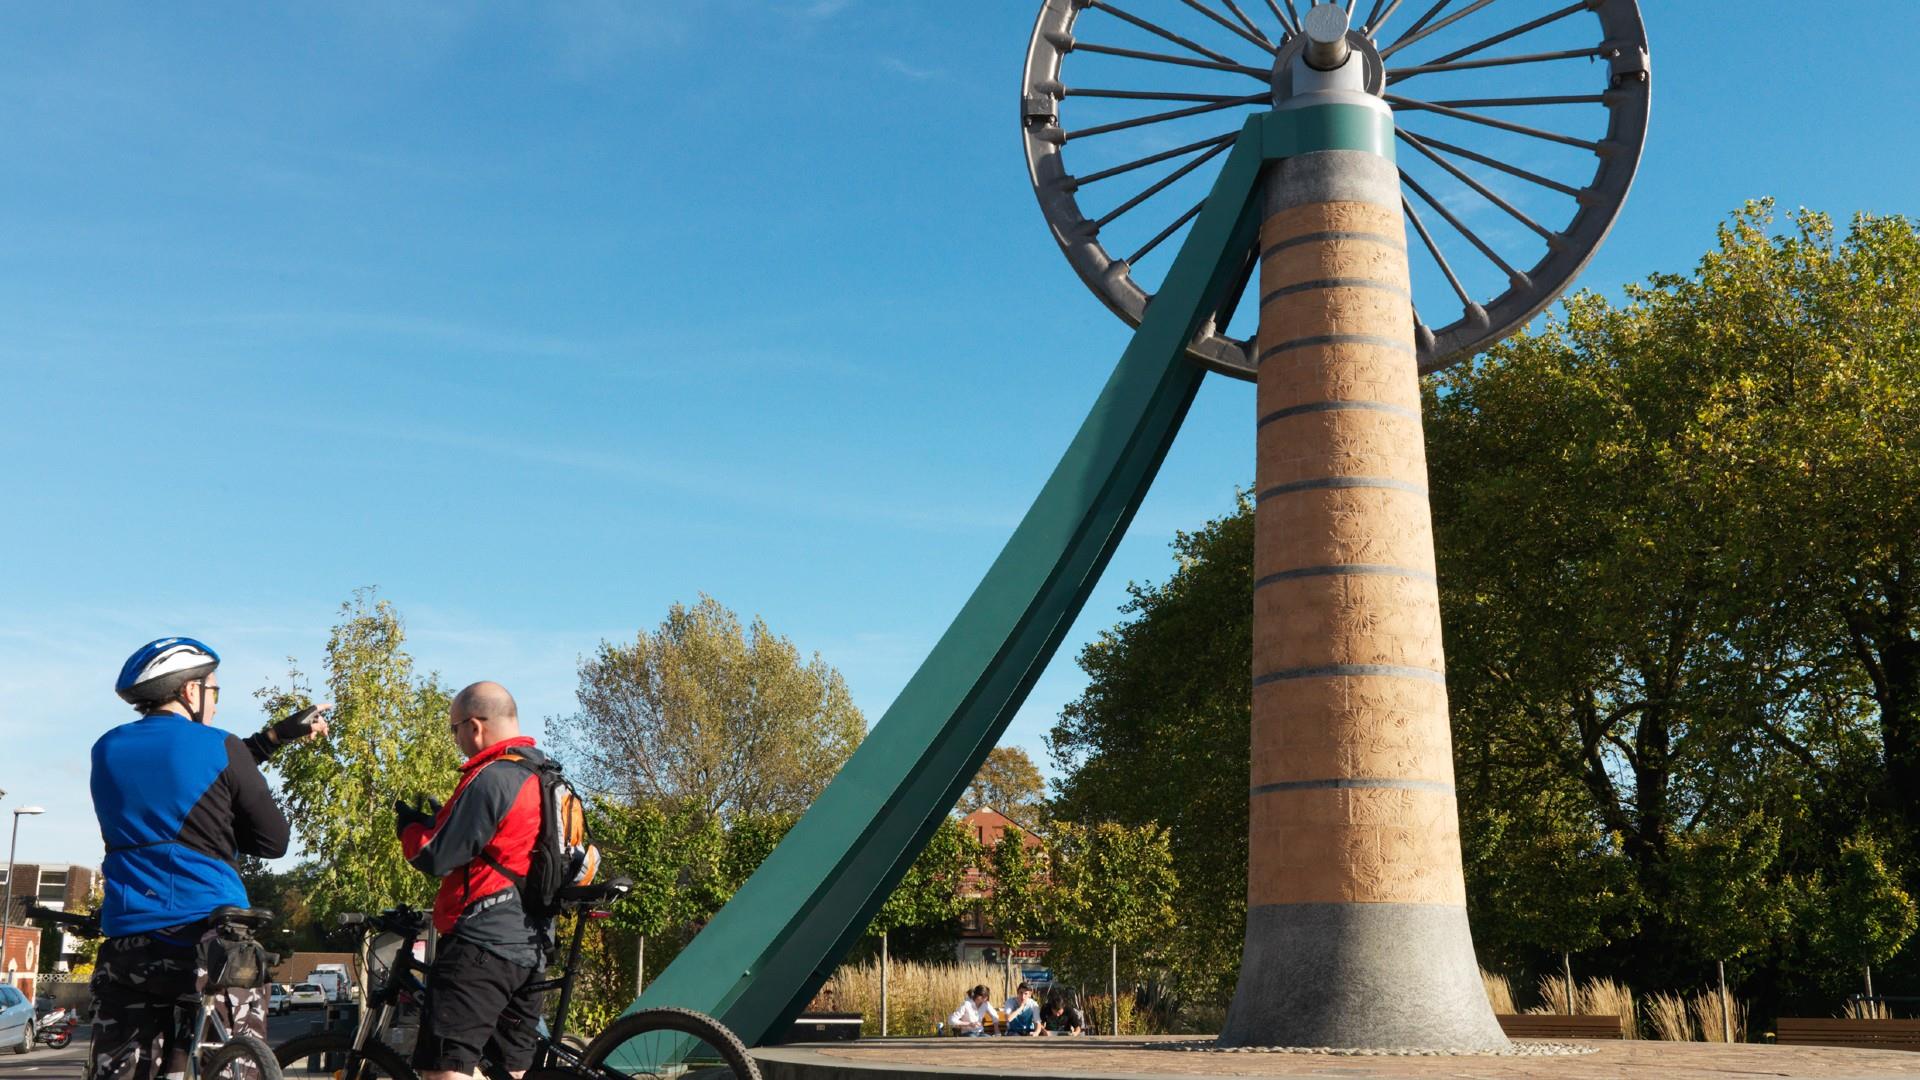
483, 753, 599, 923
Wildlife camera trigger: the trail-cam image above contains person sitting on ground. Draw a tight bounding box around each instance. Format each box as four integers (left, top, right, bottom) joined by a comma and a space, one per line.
948, 984, 998, 1036
1042, 989, 1086, 1036
394, 681, 559, 1080
1003, 982, 1043, 1036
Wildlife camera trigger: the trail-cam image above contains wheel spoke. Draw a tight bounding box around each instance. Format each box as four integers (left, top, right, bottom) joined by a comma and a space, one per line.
1388, 47, 1605, 82
1070, 87, 1273, 102
1389, 0, 1456, 50
1074, 132, 1240, 186
1402, 196, 1473, 308
1385, 93, 1602, 151
1417, 93, 1605, 108
1402, 169, 1523, 282
1178, 0, 1279, 54
1398, 128, 1558, 243
1217, 0, 1276, 46
1261, 0, 1301, 36
1282, 0, 1307, 36
1127, 198, 1207, 266
1400, 131, 1585, 197
1071, 41, 1272, 80
1366, 0, 1408, 36
1096, 138, 1233, 228
1064, 93, 1269, 141
1090, 1, 1238, 66
1382, 0, 1499, 61
1361, 0, 1389, 33
1424, 1, 1589, 67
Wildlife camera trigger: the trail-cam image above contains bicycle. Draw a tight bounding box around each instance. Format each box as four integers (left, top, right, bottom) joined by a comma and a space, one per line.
28, 903, 285, 1080
273, 878, 758, 1080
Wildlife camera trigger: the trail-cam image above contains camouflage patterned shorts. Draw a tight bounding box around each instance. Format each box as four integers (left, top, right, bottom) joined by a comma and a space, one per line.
90, 931, 267, 1080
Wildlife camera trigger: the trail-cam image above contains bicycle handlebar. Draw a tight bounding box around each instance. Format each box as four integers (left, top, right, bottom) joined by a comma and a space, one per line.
27, 905, 101, 938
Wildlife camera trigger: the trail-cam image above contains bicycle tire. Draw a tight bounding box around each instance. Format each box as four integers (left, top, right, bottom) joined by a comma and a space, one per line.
204, 1033, 286, 1080
274, 1031, 417, 1080
580, 1008, 759, 1080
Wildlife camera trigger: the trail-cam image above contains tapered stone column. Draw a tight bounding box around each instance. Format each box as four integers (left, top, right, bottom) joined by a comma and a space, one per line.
1217, 14, 1507, 1050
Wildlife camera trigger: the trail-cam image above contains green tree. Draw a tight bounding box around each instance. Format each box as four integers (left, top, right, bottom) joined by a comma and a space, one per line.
550, 595, 865, 824
1049, 821, 1178, 1033
961, 747, 1048, 823
1802, 828, 1918, 993
257, 590, 459, 923
1665, 815, 1794, 978
981, 826, 1051, 997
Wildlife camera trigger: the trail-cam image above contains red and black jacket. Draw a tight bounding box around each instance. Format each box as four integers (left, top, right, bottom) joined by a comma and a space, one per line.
398, 736, 548, 964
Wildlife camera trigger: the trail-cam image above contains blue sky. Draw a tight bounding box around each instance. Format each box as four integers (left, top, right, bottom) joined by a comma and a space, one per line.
3, 2, 1917, 867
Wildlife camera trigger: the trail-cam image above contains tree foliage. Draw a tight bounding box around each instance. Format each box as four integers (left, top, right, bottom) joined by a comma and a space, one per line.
550, 595, 864, 824
961, 747, 1048, 822
257, 589, 458, 923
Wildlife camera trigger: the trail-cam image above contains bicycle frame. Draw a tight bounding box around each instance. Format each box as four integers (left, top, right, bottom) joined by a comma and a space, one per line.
327, 901, 612, 1080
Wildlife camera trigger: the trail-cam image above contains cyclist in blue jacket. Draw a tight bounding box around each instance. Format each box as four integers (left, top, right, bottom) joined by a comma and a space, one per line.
90, 637, 330, 1080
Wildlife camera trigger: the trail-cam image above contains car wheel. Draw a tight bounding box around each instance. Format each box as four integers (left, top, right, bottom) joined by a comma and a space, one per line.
13, 1020, 30, 1055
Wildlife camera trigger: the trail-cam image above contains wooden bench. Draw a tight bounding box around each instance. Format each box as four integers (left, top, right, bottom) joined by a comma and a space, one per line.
1775, 1018, 1920, 1050
1496, 1014, 1627, 1040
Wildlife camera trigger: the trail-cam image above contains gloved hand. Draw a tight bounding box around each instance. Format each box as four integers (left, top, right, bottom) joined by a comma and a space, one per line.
393, 798, 437, 832
267, 704, 332, 745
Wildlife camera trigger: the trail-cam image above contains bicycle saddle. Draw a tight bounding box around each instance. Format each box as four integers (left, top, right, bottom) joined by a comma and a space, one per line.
209, 906, 275, 930
556, 876, 633, 904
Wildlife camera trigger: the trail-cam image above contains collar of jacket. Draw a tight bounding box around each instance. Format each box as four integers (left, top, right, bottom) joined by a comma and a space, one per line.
459, 734, 538, 773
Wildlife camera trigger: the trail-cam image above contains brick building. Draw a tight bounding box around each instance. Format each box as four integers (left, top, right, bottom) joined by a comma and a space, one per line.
954, 808, 1050, 973
1, 863, 100, 997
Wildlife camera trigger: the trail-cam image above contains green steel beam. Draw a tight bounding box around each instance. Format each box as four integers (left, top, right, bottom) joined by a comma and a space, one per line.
614, 104, 1391, 1056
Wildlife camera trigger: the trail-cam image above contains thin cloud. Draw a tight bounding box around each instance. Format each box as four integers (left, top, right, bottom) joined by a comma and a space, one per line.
881, 57, 940, 81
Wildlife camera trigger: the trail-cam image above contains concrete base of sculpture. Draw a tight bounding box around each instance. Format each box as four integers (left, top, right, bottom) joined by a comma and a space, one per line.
1217, 903, 1507, 1051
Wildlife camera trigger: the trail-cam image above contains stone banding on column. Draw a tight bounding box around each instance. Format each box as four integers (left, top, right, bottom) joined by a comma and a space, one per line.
1257, 342, 1424, 416
1259, 228, 1405, 261
1261, 277, 1411, 306
1252, 664, 1445, 685
1258, 399, 1420, 427
1257, 333, 1414, 361
1250, 677, 1455, 787
1250, 777, 1454, 794
1255, 486, 1437, 578
1255, 564, 1436, 587
1256, 476, 1426, 498
1257, 409, 1427, 489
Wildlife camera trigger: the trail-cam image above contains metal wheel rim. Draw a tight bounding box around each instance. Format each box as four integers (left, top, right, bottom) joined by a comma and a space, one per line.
1021, 0, 1651, 375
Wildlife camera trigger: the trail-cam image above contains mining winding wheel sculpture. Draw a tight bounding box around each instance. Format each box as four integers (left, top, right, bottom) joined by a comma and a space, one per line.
622, 0, 1650, 1054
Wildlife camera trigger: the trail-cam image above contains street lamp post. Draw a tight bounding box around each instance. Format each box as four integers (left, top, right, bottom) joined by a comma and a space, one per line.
1, 806, 48, 988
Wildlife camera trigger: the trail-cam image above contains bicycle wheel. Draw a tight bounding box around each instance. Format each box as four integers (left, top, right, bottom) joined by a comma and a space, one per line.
580, 1009, 759, 1080
275, 1031, 417, 1080
203, 1033, 286, 1080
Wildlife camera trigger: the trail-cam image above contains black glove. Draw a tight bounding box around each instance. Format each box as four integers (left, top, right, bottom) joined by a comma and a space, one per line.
393, 799, 434, 833
268, 705, 325, 745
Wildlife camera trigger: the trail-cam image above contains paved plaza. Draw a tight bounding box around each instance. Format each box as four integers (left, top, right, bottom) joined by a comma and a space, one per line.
754, 1036, 1920, 1080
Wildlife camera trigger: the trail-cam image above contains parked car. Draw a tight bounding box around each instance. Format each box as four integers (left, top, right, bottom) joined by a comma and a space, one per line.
268, 984, 290, 1016
288, 983, 327, 1010
0, 984, 32, 1055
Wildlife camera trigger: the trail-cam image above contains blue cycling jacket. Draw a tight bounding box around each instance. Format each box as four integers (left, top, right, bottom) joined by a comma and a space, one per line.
91, 713, 290, 938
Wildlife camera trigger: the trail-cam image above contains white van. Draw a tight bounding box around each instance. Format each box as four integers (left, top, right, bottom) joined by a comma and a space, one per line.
308, 968, 350, 1003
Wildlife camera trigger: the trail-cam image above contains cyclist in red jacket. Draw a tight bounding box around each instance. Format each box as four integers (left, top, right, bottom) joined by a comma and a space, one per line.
394, 681, 552, 1080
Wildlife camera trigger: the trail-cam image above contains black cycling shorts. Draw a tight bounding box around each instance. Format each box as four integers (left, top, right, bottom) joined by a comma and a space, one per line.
413, 936, 547, 1073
